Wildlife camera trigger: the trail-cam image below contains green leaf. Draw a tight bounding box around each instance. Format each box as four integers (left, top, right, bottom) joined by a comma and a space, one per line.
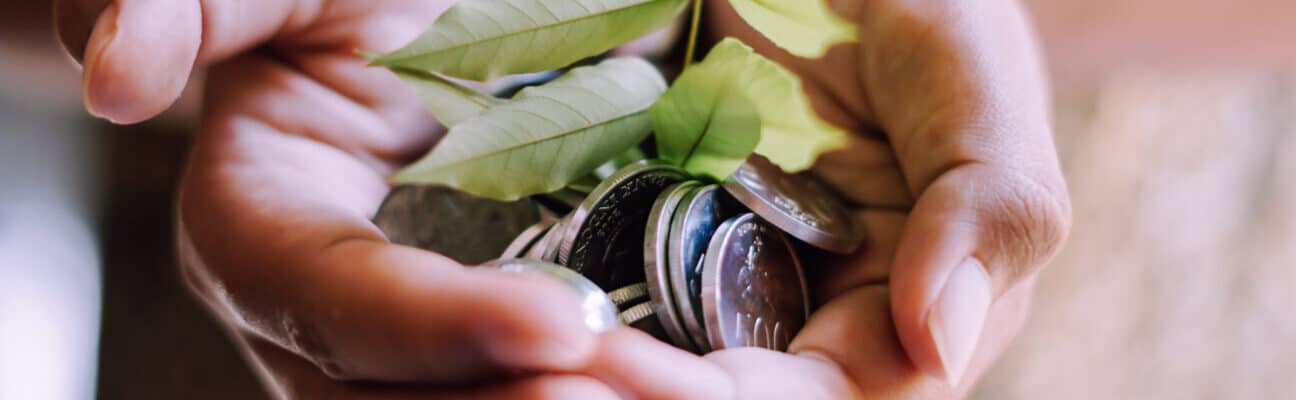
650, 64, 760, 180
373, 0, 689, 81
729, 0, 857, 58
652, 38, 847, 178
390, 67, 503, 126
391, 58, 667, 200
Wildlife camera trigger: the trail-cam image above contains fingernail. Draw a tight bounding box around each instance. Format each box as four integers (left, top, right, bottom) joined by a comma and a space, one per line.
927, 257, 991, 386
82, 3, 119, 122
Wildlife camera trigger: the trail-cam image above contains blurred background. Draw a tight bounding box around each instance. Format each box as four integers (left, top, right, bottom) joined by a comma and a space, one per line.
0, 0, 1293, 398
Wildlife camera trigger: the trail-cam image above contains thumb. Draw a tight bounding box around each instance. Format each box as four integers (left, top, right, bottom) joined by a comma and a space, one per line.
58, 0, 201, 124
890, 164, 1071, 386
56, 0, 336, 124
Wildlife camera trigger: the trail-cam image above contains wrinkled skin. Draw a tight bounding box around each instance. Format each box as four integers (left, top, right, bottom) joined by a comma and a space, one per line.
58, 0, 1070, 398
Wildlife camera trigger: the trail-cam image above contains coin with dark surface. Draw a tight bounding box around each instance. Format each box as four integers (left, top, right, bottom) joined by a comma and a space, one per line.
557, 161, 688, 290
668, 184, 740, 352
644, 181, 703, 352
481, 259, 620, 333
702, 213, 810, 351
722, 155, 861, 254
501, 217, 556, 259
374, 185, 540, 265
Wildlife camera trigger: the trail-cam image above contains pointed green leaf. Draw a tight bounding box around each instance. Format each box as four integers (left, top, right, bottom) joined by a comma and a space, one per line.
391, 58, 666, 200
391, 67, 503, 126
652, 38, 848, 178
729, 0, 857, 58
650, 64, 760, 180
373, 0, 689, 81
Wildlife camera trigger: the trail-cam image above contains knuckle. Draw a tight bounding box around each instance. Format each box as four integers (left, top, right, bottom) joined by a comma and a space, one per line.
985, 169, 1072, 268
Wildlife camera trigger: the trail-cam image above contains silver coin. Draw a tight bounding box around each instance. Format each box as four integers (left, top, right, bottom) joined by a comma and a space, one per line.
668, 185, 740, 353
722, 155, 860, 254
374, 185, 540, 264
644, 181, 703, 352
702, 213, 810, 351
607, 283, 650, 307
500, 217, 556, 259
557, 160, 688, 290
525, 214, 569, 262
540, 214, 571, 262
481, 258, 620, 333
619, 302, 656, 326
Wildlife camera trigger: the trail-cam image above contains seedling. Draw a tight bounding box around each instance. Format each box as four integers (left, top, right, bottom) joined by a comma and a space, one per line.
370, 0, 858, 200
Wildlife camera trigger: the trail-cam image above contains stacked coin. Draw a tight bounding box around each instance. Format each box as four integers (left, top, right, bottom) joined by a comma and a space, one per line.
373, 67, 863, 353
497, 157, 862, 353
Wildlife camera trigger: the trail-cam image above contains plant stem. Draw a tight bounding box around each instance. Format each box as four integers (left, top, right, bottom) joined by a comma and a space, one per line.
682, 0, 704, 72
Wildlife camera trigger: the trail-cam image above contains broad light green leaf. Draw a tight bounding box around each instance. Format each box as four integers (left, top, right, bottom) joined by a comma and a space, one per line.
373, 0, 688, 81
729, 0, 857, 58
650, 63, 760, 180
391, 67, 503, 126
391, 58, 667, 200
652, 38, 847, 178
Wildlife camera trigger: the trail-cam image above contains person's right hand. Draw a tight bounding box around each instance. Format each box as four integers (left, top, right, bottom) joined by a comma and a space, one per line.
697, 0, 1072, 398
56, 0, 733, 398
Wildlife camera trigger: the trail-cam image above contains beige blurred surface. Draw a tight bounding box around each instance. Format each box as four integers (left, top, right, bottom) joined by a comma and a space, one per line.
975, 71, 1296, 399
971, 1, 1296, 398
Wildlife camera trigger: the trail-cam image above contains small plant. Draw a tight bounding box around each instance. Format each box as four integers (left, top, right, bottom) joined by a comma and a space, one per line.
370, 0, 858, 200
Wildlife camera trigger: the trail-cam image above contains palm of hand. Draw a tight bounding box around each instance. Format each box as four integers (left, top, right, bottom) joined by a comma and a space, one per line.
173, 1, 643, 397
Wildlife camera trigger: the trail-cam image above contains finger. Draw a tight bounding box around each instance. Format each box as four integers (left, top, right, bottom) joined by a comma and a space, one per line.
179, 53, 596, 383
889, 164, 1068, 386
811, 136, 913, 210
844, 0, 1071, 385
69, 0, 202, 123
583, 329, 733, 400
68, 0, 318, 123
181, 222, 600, 383
245, 337, 621, 400
706, 349, 861, 400
753, 282, 1032, 399
217, 51, 439, 169
281, 50, 443, 162
814, 210, 906, 302
61, 0, 446, 124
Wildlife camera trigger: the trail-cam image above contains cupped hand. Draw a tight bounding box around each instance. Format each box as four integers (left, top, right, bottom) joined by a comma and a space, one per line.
56, 0, 736, 398
60, 0, 1070, 397
703, 0, 1072, 398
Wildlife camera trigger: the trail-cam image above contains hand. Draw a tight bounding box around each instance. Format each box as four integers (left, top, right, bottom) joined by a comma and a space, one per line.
703, 0, 1072, 398
56, 0, 736, 398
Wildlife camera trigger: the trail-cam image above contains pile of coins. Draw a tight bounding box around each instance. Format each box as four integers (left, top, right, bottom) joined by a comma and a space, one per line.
374, 156, 862, 354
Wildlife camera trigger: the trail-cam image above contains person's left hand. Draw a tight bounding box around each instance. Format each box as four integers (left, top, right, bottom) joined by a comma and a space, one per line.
54, 0, 734, 398
698, 1, 1073, 398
